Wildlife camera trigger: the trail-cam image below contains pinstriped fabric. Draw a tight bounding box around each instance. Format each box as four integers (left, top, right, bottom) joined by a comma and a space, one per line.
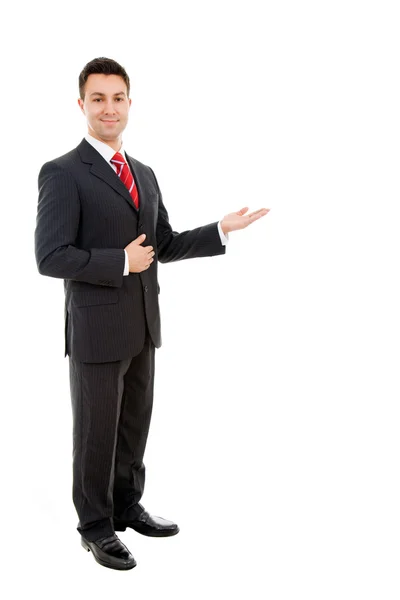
69, 333, 155, 542
113, 334, 156, 521
67, 282, 146, 364
36, 161, 125, 286
35, 137, 227, 543
34, 138, 226, 363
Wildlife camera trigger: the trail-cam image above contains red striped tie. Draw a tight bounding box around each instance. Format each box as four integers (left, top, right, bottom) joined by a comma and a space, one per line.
110, 152, 139, 209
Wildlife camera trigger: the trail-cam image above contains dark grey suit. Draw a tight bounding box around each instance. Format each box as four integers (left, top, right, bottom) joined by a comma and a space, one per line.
34, 138, 226, 540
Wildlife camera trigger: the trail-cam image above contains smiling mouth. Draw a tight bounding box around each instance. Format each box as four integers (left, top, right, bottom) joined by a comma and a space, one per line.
101, 119, 119, 122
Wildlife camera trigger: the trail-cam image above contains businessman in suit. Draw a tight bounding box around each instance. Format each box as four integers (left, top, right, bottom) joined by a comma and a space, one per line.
34, 57, 269, 571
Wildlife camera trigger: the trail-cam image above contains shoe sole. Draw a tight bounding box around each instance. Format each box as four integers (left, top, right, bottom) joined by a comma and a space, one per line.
81, 538, 136, 570
114, 525, 180, 537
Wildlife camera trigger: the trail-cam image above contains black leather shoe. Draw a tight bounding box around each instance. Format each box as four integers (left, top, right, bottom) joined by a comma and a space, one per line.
114, 511, 179, 537
81, 534, 136, 570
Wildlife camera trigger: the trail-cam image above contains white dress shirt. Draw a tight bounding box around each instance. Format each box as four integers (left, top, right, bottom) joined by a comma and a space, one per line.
84, 133, 228, 276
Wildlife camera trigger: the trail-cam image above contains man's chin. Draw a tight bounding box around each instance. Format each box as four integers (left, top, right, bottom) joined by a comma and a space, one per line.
100, 127, 121, 137
91, 128, 122, 142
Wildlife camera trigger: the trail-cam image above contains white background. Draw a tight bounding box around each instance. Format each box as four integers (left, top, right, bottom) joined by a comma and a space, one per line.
1, 0, 400, 598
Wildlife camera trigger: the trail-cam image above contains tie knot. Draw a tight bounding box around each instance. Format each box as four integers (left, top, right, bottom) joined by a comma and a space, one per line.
111, 152, 125, 166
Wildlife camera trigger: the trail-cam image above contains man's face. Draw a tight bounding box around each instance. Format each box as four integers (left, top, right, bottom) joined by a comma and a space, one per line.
78, 74, 131, 143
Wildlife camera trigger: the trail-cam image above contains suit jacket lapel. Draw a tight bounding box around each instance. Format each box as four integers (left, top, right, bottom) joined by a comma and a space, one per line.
77, 138, 141, 214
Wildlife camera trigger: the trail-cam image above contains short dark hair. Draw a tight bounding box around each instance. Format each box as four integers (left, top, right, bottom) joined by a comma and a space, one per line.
78, 57, 130, 100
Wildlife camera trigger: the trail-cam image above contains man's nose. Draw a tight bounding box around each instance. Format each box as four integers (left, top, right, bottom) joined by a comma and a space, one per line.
104, 101, 117, 114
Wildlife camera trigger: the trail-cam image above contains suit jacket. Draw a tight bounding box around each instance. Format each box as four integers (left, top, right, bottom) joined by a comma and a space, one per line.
35, 138, 226, 363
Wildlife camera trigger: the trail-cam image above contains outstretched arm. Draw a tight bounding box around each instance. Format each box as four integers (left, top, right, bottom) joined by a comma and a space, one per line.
151, 167, 226, 264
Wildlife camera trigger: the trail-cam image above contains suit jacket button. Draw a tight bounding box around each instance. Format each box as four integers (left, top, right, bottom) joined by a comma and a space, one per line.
144, 285, 148, 292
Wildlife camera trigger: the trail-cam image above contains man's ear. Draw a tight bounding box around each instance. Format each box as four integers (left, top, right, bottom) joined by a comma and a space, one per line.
77, 98, 85, 114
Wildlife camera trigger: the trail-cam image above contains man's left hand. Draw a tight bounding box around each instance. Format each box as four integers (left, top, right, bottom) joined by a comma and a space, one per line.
221, 207, 270, 235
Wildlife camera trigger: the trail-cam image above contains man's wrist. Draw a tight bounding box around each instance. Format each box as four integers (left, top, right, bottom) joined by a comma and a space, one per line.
217, 220, 229, 245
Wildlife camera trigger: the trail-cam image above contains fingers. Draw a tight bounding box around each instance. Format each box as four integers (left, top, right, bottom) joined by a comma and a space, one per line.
236, 207, 249, 215
247, 208, 269, 218
135, 233, 146, 244
247, 209, 270, 222
146, 252, 155, 268
141, 248, 154, 272
239, 208, 270, 228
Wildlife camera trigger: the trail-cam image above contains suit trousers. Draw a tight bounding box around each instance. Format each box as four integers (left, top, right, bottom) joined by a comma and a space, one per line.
68, 328, 155, 542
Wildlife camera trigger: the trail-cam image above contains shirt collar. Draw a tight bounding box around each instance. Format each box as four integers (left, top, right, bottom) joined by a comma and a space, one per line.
85, 133, 126, 165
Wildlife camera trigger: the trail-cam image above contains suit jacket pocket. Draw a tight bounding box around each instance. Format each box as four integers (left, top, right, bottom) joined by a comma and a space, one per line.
71, 289, 119, 307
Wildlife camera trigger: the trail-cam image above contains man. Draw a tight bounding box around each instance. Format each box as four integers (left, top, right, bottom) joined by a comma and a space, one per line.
34, 57, 269, 571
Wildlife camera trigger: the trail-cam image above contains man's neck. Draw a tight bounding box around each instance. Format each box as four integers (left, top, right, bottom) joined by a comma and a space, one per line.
87, 130, 122, 152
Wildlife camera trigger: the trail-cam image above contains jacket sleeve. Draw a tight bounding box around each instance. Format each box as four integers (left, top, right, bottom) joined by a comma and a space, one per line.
150, 167, 226, 264
34, 161, 125, 288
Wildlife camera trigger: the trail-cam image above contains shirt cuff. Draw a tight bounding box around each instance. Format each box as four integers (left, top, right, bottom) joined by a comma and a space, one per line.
217, 221, 229, 245
123, 250, 129, 276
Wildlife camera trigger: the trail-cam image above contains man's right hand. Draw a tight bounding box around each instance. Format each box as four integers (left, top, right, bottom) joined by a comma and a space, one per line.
124, 234, 155, 273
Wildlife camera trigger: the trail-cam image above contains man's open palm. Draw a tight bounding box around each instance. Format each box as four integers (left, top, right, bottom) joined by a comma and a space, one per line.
221, 207, 270, 234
